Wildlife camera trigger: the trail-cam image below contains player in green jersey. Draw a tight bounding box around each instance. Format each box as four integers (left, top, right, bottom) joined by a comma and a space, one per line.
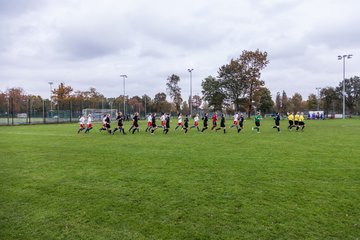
252, 112, 262, 133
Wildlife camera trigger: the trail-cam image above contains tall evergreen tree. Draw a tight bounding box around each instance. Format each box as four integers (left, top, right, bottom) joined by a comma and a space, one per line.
275, 92, 281, 113
281, 90, 289, 114
166, 74, 182, 113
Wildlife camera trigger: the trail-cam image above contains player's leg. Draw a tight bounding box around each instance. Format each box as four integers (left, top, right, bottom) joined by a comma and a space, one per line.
132, 127, 137, 134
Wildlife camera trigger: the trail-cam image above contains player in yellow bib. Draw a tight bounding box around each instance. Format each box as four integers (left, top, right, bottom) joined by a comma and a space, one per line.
287, 112, 294, 130
296, 112, 305, 131
294, 112, 300, 129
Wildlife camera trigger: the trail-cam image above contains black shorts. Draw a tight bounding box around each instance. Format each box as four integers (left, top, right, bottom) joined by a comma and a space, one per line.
299, 122, 305, 126
239, 123, 243, 128
106, 123, 111, 128
275, 122, 280, 126
255, 122, 260, 127
294, 121, 299, 125
152, 123, 156, 128
134, 122, 139, 127
289, 120, 294, 126
221, 123, 225, 128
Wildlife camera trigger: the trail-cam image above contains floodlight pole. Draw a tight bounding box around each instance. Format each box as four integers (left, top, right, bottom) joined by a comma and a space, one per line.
48, 82, 53, 111
338, 54, 353, 119
120, 75, 127, 115
188, 68, 194, 117
316, 87, 321, 111
144, 96, 147, 117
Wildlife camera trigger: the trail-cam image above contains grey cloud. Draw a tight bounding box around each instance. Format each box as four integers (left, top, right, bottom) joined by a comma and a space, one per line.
139, 49, 167, 59
0, 0, 46, 16
1, 0, 360, 100
308, 24, 360, 49
128, 12, 225, 51
58, 36, 119, 59
55, 26, 134, 60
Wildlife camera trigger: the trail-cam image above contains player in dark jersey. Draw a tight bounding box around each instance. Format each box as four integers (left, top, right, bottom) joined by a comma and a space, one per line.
201, 113, 209, 132
183, 114, 189, 133
163, 113, 170, 134
112, 112, 126, 135
128, 113, 140, 133
100, 114, 112, 134
150, 113, 158, 134
128, 113, 135, 132
238, 114, 244, 133
272, 112, 281, 132
215, 113, 226, 133
131, 112, 140, 134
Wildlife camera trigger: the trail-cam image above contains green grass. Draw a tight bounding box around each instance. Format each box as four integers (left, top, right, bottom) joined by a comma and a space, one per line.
0, 119, 360, 239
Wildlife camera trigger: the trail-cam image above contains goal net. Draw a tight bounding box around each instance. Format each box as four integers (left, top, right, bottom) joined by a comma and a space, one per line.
82, 109, 117, 121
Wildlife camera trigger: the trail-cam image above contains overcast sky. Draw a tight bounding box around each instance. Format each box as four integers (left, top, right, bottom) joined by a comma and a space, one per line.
0, 0, 359, 101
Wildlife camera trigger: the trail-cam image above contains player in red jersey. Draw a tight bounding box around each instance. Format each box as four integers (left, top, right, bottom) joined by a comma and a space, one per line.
211, 112, 218, 130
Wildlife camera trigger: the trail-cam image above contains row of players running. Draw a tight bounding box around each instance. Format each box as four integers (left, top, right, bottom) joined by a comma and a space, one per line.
77, 112, 246, 134
77, 111, 305, 134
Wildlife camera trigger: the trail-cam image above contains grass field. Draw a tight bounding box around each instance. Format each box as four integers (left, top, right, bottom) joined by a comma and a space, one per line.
1, 118, 359, 239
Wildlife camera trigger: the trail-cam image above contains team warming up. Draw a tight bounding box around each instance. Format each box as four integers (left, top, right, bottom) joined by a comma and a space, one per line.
77, 111, 306, 135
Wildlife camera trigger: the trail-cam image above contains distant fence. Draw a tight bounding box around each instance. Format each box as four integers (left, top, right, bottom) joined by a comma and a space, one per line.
0, 98, 124, 126
0, 97, 209, 125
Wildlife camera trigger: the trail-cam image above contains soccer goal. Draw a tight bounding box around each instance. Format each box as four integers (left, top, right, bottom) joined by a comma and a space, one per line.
82, 109, 118, 121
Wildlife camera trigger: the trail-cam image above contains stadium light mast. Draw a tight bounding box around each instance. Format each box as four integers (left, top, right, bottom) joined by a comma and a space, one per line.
120, 75, 127, 115
48, 82, 53, 111
188, 68, 194, 117
338, 54, 353, 119
316, 87, 321, 111
144, 96, 147, 117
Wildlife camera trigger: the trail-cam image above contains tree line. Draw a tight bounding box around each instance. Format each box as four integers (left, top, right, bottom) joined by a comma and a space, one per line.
1, 49, 360, 117
274, 76, 360, 116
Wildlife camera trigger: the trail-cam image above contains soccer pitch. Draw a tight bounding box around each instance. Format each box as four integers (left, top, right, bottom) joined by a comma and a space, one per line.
0, 119, 359, 239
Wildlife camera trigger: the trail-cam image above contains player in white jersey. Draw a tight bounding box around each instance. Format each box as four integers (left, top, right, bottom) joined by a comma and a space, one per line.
145, 113, 152, 132
160, 112, 166, 130
99, 114, 107, 132
77, 114, 86, 133
174, 113, 183, 131
230, 112, 239, 131
190, 114, 200, 131
84, 114, 93, 133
